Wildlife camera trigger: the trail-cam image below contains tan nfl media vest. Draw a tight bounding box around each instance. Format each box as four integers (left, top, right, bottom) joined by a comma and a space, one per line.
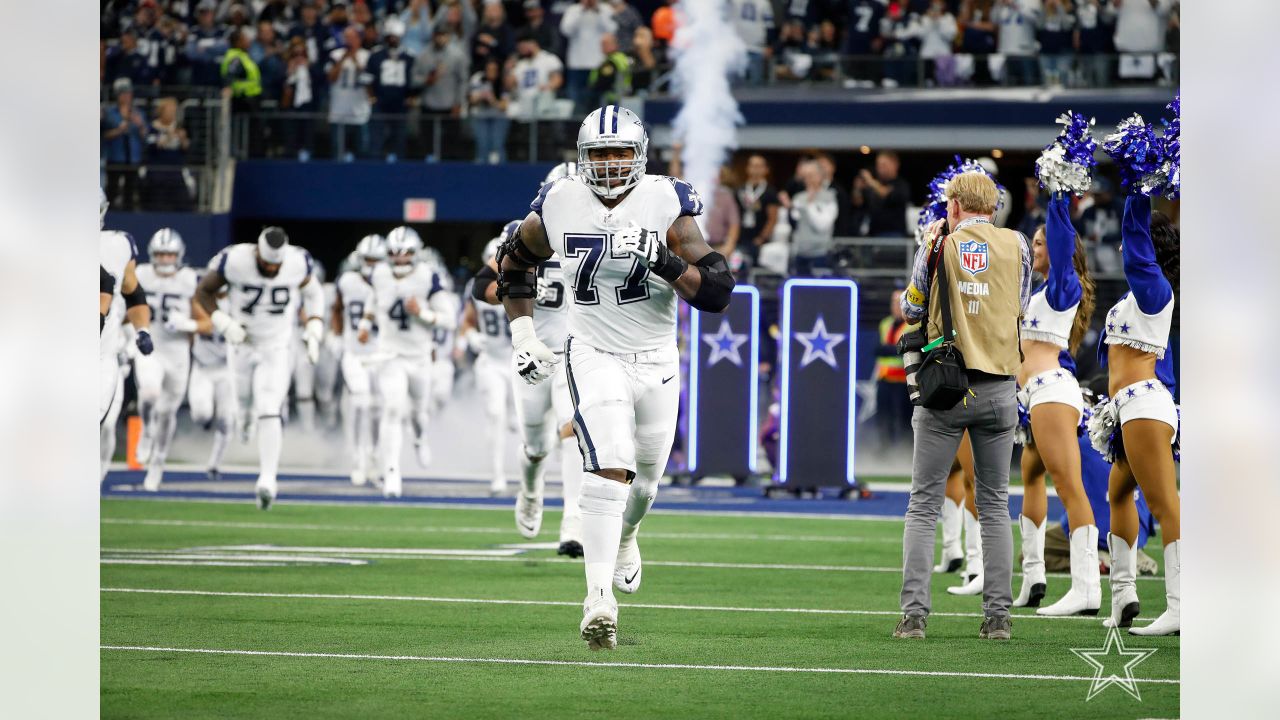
926, 221, 1023, 376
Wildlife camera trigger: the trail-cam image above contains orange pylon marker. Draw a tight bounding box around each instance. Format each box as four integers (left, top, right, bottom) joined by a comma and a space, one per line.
126, 415, 144, 470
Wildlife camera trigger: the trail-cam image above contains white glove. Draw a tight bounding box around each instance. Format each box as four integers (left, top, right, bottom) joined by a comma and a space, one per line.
535, 276, 550, 303
164, 316, 199, 334
417, 307, 439, 326
614, 222, 660, 266
509, 315, 557, 385
463, 327, 484, 355
211, 309, 246, 344
304, 317, 324, 364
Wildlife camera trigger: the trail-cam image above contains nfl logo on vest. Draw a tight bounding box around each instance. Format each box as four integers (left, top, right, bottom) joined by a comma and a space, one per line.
959, 239, 988, 275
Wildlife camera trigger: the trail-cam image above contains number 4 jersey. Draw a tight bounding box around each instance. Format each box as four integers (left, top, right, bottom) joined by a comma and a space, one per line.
533, 174, 702, 354
216, 242, 315, 349
368, 262, 453, 359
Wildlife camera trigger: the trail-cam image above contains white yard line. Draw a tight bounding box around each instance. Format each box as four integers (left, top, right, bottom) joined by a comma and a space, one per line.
100, 587, 1105, 622
99, 645, 1175, 684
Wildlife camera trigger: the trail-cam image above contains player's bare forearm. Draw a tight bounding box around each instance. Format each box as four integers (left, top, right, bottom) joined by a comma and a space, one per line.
663, 215, 734, 312
194, 270, 227, 313
483, 257, 501, 305
126, 303, 151, 329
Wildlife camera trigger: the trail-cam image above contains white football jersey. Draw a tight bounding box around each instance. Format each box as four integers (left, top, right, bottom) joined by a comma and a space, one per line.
534, 174, 703, 354
467, 287, 513, 359
216, 243, 315, 349
533, 256, 570, 351
192, 296, 229, 368
100, 230, 137, 355
135, 263, 199, 349
336, 270, 378, 355
368, 262, 451, 358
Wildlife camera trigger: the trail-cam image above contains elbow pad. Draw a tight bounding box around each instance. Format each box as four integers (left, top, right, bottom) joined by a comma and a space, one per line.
688, 252, 735, 313
497, 270, 537, 300
101, 266, 116, 295
123, 284, 147, 309
496, 226, 552, 269
472, 265, 498, 301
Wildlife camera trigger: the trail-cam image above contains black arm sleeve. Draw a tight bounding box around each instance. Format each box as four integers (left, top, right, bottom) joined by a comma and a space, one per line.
688, 252, 734, 313
471, 265, 498, 301
123, 283, 147, 309
101, 266, 116, 295
496, 226, 551, 300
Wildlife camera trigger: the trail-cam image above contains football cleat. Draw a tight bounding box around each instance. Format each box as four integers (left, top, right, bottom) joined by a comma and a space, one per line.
255, 477, 276, 511
490, 477, 507, 497
515, 493, 543, 539
142, 464, 163, 492
557, 540, 584, 558
384, 469, 402, 499
613, 539, 642, 594
206, 467, 221, 482
580, 590, 618, 651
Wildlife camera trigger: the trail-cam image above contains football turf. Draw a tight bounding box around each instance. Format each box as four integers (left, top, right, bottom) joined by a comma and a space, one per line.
101, 498, 1178, 719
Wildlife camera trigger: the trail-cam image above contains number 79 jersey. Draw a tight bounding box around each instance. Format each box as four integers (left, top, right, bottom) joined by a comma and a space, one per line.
533, 174, 703, 354
216, 243, 315, 349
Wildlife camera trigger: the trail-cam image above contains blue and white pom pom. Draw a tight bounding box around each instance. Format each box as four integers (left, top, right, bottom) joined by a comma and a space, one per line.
1160, 95, 1180, 198
915, 155, 1003, 245
1035, 111, 1097, 196
1102, 114, 1168, 197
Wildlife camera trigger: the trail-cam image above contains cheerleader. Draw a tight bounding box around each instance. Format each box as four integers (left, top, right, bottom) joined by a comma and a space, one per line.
1013, 198, 1101, 615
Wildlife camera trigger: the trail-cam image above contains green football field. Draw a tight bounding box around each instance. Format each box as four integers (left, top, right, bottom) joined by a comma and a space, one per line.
100, 497, 1179, 719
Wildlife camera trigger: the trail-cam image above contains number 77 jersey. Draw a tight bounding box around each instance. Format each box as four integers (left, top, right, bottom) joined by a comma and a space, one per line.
533, 173, 702, 354
216, 242, 315, 349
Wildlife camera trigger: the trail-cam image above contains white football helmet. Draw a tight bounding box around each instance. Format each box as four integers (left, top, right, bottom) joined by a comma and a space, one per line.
148, 228, 186, 275
386, 226, 422, 277
542, 161, 578, 187
577, 105, 647, 199
356, 234, 387, 265
482, 237, 503, 264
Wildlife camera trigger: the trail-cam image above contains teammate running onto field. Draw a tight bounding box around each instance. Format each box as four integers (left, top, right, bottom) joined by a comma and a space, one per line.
333, 235, 386, 486
496, 105, 734, 650
99, 188, 154, 450
187, 256, 235, 481
461, 236, 516, 496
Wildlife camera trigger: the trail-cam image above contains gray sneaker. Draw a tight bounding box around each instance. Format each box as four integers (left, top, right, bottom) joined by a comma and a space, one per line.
893, 615, 927, 639
979, 615, 1012, 640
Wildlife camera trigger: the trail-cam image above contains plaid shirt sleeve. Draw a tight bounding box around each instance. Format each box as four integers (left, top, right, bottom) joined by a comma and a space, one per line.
901, 240, 933, 322
1016, 230, 1032, 313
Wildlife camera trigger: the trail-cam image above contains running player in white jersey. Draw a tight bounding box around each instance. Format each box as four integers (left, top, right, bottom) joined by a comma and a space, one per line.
132, 229, 199, 490
290, 261, 331, 432
99, 188, 154, 427
333, 234, 385, 486
100, 297, 130, 481
496, 106, 734, 649
461, 237, 516, 496
187, 258, 235, 482
420, 246, 460, 412
193, 227, 327, 509
360, 226, 458, 497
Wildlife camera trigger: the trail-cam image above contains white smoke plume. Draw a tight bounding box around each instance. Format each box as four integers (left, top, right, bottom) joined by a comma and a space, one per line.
670, 0, 747, 211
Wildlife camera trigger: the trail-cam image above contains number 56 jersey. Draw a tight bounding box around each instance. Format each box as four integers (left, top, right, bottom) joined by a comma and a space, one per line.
216, 243, 315, 349
533, 174, 702, 354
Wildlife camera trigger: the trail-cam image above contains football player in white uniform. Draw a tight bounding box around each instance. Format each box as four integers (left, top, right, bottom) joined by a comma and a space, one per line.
100, 189, 154, 428
461, 237, 516, 496
496, 106, 734, 649
192, 227, 327, 509
133, 229, 199, 490
186, 258, 235, 482
420, 246, 459, 412
360, 226, 458, 497
100, 297, 130, 481
333, 234, 385, 486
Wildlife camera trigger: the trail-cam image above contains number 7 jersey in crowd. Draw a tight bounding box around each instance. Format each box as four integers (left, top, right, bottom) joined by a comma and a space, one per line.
533, 173, 702, 354
216, 243, 316, 348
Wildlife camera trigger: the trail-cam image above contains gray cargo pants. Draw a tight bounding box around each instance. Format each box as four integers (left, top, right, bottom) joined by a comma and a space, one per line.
900, 376, 1018, 619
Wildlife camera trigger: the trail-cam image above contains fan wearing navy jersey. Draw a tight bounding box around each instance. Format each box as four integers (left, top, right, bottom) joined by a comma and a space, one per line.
99, 189, 154, 427
187, 257, 234, 482
1087, 196, 1181, 636
333, 235, 386, 487
133, 229, 200, 491
495, 105, 734, 650
359, 227, 458, 498
461, 237, 516, 496
192, 227, 327, 509
1012, 198, 1101, 617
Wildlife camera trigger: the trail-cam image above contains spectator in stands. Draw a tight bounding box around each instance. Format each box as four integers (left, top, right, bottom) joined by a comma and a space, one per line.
326, 26, 372, 160
995, 0, 1042, 86
1074, 176, 1121, 269
957, 0, 999, 85
729, 0, 774, 86
853, 150, 911, 237
704, 167, 742, 260
813, 153, 855, 236
651, 0, 678, 51
400, 0, 434, 57
608, 0, 644, 55
874, 288, 913, 449
289, 0, 329, 73
153, 13, 187, 85
586, 33, 631, 107
282, 36, 320, 160
225, 4, 254, 41
252, 21, 287, 101
367, 17, 416, 162
324, 2, 353, 57
630, 26, 659, 94
415, 26, 470, 159
736, 153, 781, 269
258, 0, 296, 27
186, 1, 227, 87
903, 1, 959, 85
773, 19, 814, 81
106, 30, 159, 89
507, 30, 564, 118
844, 0, 889, 66
472, 1, 516, 70
1038, 0, 1075, 86
789, 159, 839, 277
1113, 0, 1173, 53
561, 0, 617, 112
523, 0, 564, 57
1075, 0, 1115, 86
433, 1, 478, 49
101, 79, 147, 211
131, 2, 171, 88
808, 20, 842, 80
470, 58, 511, 163
145, 97, 193, 211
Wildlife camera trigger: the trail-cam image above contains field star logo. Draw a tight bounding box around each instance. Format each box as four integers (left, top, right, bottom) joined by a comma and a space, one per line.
702, 318, 748, 367
795, 316, 845, 369
958, 239, 989, 275
1070, 627, 1157, 701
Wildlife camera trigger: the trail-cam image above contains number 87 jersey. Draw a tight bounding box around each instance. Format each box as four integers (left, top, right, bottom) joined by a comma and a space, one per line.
217, 242, 315, 348
534, 173, 702, 354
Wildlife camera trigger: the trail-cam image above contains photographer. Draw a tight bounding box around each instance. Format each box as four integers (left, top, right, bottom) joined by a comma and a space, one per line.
893, 172, 1032, 642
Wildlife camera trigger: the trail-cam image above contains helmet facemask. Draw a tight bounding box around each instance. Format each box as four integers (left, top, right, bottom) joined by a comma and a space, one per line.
578, 139, 646, 199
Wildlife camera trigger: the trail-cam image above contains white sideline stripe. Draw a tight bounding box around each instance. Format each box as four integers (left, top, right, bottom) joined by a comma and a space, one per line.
99, 587, 1099, 622
99, 645, 1176, 684
101, 552, 368, 565
102, 517, 901, 544
102, 560, 290, 567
